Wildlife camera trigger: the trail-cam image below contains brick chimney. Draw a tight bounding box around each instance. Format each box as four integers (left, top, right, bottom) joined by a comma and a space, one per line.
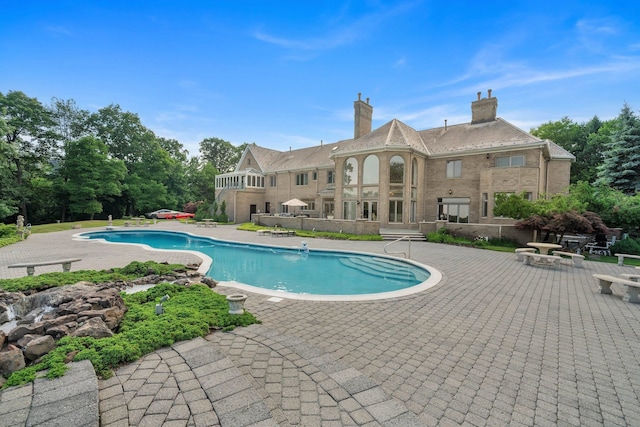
354, 93, 373, 139
471, 90, 498, 124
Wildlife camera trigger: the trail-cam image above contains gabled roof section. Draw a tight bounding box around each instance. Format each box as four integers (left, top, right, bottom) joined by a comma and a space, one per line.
337, 119, 428, 155
419, 118, 546, 156
237, 144, 282, 173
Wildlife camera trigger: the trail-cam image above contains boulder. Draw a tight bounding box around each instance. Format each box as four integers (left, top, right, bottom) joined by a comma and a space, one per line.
46, 325, 71, 340
78, 306, 126, 330
72, 317, 114, 339
201, 277, 218, 288
0, 330, 5, 348
7, 322, 45, 342
24, 335, 56, 361
0, 344, 26, 376
16, 334, 39, 348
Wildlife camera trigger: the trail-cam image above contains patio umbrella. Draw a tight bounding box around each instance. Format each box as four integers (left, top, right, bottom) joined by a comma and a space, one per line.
282, 198, 307, 214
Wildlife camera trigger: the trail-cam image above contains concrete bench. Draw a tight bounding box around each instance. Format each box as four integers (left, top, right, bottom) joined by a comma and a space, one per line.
8, 258, 82, 276
515, 247, 536, 261
257, 229, 271, 236
521, 252, 562, 267
593, 274, 640, 303
620, 274, 640, 282
615, 253, 640, 266
551, 251, 585, 267
196, 222, 204, 227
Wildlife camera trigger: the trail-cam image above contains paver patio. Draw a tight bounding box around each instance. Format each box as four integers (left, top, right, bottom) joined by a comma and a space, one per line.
1, 222, 639, 426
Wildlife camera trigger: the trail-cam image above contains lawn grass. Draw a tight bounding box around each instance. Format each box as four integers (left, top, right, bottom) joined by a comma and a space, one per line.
236, 222, 383, 241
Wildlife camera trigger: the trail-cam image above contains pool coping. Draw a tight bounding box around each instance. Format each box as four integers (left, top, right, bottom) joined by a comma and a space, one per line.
74, 229, 443, 302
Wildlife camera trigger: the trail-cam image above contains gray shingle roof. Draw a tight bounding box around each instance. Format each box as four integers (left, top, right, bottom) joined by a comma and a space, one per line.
246, 116, 574, 172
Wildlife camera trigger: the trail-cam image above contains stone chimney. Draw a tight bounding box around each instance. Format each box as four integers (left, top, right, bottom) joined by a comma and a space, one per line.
471, 90, 498, 124
354, 93, 373, 139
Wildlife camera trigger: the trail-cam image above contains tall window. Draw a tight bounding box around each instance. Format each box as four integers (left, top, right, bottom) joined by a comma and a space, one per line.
270, 176, 277, 187
496, 155, 524, 167
446, 160, 462, 178
481, 193, 488, 217
343, 201, 357, 220
343, 158, 358, 185
411, 159, 418, 186
389, 201, 403, 223
327, 170, 335, 184
438, 197, 470, 223
296, 173, 308, 185
363, 155, 379, 184
390, 156, 404, 183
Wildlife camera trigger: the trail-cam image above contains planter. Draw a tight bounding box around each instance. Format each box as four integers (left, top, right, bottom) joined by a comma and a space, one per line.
226, 294, 248, 315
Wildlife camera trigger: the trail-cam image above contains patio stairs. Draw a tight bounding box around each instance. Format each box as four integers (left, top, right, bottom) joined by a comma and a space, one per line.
379, 229, 427, 241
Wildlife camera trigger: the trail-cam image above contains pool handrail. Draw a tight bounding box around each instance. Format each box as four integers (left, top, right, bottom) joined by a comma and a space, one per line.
384, 236, 411, 259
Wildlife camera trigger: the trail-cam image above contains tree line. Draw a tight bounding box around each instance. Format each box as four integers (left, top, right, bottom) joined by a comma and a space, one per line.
2, 90, 639, 232
0, 91, 246, 224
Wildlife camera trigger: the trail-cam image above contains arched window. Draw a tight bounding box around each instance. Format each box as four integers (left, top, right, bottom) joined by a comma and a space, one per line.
390, 156, 404, 183
343, 157, 358, 185
363, 155, 379, 184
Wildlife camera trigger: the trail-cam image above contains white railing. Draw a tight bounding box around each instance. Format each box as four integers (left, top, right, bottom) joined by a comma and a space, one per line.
384, 236, 411, 259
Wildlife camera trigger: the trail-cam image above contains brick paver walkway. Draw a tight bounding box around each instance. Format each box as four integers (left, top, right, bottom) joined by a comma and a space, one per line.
1, 222, 640, 426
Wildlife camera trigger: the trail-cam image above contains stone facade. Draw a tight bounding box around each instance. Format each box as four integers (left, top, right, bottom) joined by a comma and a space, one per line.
215, 91, 574, 231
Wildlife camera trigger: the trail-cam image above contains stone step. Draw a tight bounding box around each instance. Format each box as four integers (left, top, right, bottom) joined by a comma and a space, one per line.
380, 232, 426, 241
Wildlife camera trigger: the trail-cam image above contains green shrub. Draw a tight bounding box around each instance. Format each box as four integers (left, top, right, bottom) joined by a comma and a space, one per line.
0, 261, 185, 293
611, 238, 640, 256
0, 223, 16, 238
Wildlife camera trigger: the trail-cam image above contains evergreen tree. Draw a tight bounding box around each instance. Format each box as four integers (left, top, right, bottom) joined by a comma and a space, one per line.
596, 104, 640, 194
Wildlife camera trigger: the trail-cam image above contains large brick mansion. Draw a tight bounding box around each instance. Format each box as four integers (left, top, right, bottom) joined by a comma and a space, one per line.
215, 91, 574, 230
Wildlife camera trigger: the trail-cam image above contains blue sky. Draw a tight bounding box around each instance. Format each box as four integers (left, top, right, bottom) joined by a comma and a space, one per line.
2, 1, 639, 156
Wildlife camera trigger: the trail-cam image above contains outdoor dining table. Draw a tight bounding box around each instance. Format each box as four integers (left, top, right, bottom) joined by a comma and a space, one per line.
527, 242, 563, 255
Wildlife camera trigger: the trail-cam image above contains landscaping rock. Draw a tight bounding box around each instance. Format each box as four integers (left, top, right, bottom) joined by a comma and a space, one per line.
72, 317, 114, 339
46, 325, 71, 340
0, 344, 26, 376
8, 323, 45, 342
24, 335, 55, 361
201, 277, 218, 288
0, 331, 5, 348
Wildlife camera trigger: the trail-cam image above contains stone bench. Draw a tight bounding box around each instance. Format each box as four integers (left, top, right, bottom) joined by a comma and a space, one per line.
515, 247, 536, 261
615, 253, 640, 266
521, 252, 562, 267
593, 274, 640, 303
620, 273, 640, 282
8, 258, 82, 276
257, 229, 271, 236
551, 251, 585, 267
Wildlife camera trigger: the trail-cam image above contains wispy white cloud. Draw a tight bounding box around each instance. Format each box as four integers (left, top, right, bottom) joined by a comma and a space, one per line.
254, 1, 421, 54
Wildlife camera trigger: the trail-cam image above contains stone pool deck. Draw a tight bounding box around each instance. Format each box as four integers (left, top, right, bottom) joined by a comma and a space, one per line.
1, 222, 640, 426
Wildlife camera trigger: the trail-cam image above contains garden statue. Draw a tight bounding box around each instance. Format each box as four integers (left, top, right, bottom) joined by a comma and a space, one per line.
16, 215, 24, 229
108, 214, 113, 226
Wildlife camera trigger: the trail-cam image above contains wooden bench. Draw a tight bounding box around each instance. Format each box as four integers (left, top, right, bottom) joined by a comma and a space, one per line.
8, 258, 82, 276
615, 253, 640, 266
592, 274, 640, 303
551, 251, 585, 267
521, 252, 562, 267
515, 247, 536, 261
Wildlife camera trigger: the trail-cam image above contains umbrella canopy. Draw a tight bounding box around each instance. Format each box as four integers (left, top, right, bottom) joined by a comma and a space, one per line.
282, 198, 308, 207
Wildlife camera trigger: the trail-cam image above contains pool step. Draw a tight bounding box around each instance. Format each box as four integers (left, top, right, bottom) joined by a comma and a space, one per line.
339, 256, 424, 281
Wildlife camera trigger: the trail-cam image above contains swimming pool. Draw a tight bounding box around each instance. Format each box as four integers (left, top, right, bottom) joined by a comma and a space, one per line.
78, 230, 441, 301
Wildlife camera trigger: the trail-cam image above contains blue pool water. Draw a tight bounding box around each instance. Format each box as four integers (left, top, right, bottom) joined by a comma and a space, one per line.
80, 230, 433, 297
